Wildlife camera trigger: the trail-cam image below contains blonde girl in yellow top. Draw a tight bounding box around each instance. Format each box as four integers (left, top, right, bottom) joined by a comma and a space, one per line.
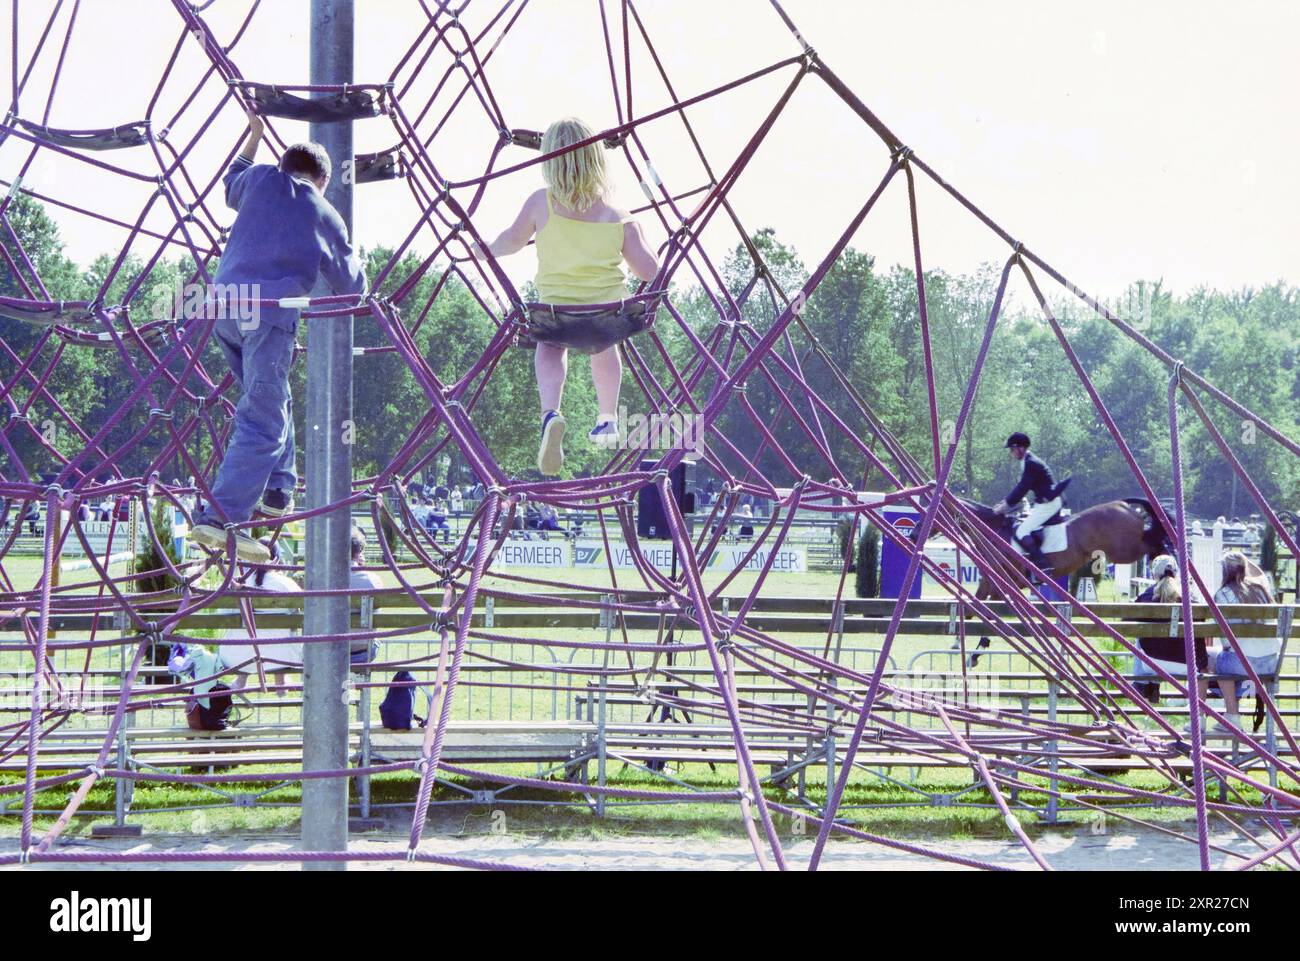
473, 117, 660, 475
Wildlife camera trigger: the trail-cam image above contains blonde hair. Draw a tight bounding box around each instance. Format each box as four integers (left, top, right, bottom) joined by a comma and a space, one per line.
541, 117, 608, 213
1221, 550, 1273, 604
1149, 554, 1181, 603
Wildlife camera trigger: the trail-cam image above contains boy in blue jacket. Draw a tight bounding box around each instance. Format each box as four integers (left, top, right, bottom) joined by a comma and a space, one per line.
192, 111, 367, 562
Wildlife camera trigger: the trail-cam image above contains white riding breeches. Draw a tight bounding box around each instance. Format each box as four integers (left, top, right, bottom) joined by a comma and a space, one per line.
1015, 497, 1062, 540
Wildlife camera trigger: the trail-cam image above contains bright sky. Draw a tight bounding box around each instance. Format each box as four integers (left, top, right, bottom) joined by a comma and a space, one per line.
5, 0, 1297, 303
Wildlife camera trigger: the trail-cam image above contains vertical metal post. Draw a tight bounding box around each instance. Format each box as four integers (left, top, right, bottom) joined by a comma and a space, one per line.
824, 675, 837, 816
302, 0, 355, 872
1044, 602, 1068, 824
358, 595, 374, 819
596, 593, 611, 818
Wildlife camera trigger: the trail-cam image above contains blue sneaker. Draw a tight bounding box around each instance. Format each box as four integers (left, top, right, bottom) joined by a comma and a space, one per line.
537, 410, 566, 475
589, 419, 620, 450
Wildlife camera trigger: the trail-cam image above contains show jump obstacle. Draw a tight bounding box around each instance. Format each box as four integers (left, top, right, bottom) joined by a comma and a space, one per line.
1, 1, 1298, 871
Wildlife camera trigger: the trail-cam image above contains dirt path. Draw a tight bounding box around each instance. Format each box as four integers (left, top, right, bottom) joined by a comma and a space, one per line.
0, 823, 1266, 870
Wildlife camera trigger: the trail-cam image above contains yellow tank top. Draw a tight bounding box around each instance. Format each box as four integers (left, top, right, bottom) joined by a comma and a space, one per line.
535, 193, 627, 305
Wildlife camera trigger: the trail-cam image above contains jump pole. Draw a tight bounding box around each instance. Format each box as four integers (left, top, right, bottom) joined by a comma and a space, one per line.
302, 0, 355, 871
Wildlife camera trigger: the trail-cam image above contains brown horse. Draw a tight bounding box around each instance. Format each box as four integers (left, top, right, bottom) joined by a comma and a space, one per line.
926, 496, 1172, 664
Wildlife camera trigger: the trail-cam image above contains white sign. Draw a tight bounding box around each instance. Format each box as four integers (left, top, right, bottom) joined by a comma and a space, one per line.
574, 540, 805, 574
923, 545, 982, 589
485, 539, 571, 569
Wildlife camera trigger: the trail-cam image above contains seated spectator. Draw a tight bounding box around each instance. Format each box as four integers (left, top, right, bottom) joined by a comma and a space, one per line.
738, 504, 755, 540
168, 641, 233, 729
349, 526, 382, 665
1204, 551, 1279, 733
1131, 555, 1205, 702
538, 504, 561, 532
423, 499, 451, 542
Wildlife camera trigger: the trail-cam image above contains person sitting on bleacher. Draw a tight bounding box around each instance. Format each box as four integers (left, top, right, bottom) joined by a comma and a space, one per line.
538, 504, 561, 533
221, 539, 304, 696
350, 526, 382, 665
738, 504, 755, 541
1205, 550, 1279, 733
1131, 555, 1206, 703
23, 502, 40, 534
423, 498, 451, 543
168, 641, 234, 730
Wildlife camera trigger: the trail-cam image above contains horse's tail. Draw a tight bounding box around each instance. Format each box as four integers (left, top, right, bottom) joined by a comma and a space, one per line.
1124, 498, 1173, 557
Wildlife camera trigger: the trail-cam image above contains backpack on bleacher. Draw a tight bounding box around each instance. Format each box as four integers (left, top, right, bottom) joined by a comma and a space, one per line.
379, 671, 427, 730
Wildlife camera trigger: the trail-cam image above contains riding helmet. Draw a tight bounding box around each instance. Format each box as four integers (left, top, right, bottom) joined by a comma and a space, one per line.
1005, 432, 1031, 449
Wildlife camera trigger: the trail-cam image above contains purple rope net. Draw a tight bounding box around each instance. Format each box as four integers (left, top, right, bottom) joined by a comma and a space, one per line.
0, 1, 1297, 872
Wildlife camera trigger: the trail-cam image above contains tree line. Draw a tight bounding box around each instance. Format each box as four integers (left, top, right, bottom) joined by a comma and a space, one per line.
2, 195, 1297, 521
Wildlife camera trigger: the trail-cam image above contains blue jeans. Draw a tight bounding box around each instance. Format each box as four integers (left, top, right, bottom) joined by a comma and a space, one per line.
205, 313, 297, 524
1214, 649, 1279, 679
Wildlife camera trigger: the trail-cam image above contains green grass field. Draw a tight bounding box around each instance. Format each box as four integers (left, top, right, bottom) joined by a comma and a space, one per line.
1, 547, 1293, 846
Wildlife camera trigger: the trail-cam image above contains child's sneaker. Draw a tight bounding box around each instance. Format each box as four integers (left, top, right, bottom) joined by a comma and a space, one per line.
537, 410, 566, 476
256, 489, 295, 518
191, 519, 271, 563
589, 419, 620, 449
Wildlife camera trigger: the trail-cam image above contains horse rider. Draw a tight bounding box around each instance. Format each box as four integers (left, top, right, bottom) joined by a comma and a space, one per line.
993, 432, 1065, 570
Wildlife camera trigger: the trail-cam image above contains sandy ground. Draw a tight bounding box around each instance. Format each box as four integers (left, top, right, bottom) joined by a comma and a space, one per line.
0, 824, 1269, 870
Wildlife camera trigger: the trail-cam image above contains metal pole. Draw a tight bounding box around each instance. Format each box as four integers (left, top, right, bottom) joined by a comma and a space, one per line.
302, 0, 355, 872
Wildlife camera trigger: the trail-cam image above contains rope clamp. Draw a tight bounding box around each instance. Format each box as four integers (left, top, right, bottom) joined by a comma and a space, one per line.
1170, 359, 1185, 388
149, 408, 174, 421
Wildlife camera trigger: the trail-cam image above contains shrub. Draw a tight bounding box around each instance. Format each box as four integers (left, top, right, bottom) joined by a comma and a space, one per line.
855, 525, 880, 598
